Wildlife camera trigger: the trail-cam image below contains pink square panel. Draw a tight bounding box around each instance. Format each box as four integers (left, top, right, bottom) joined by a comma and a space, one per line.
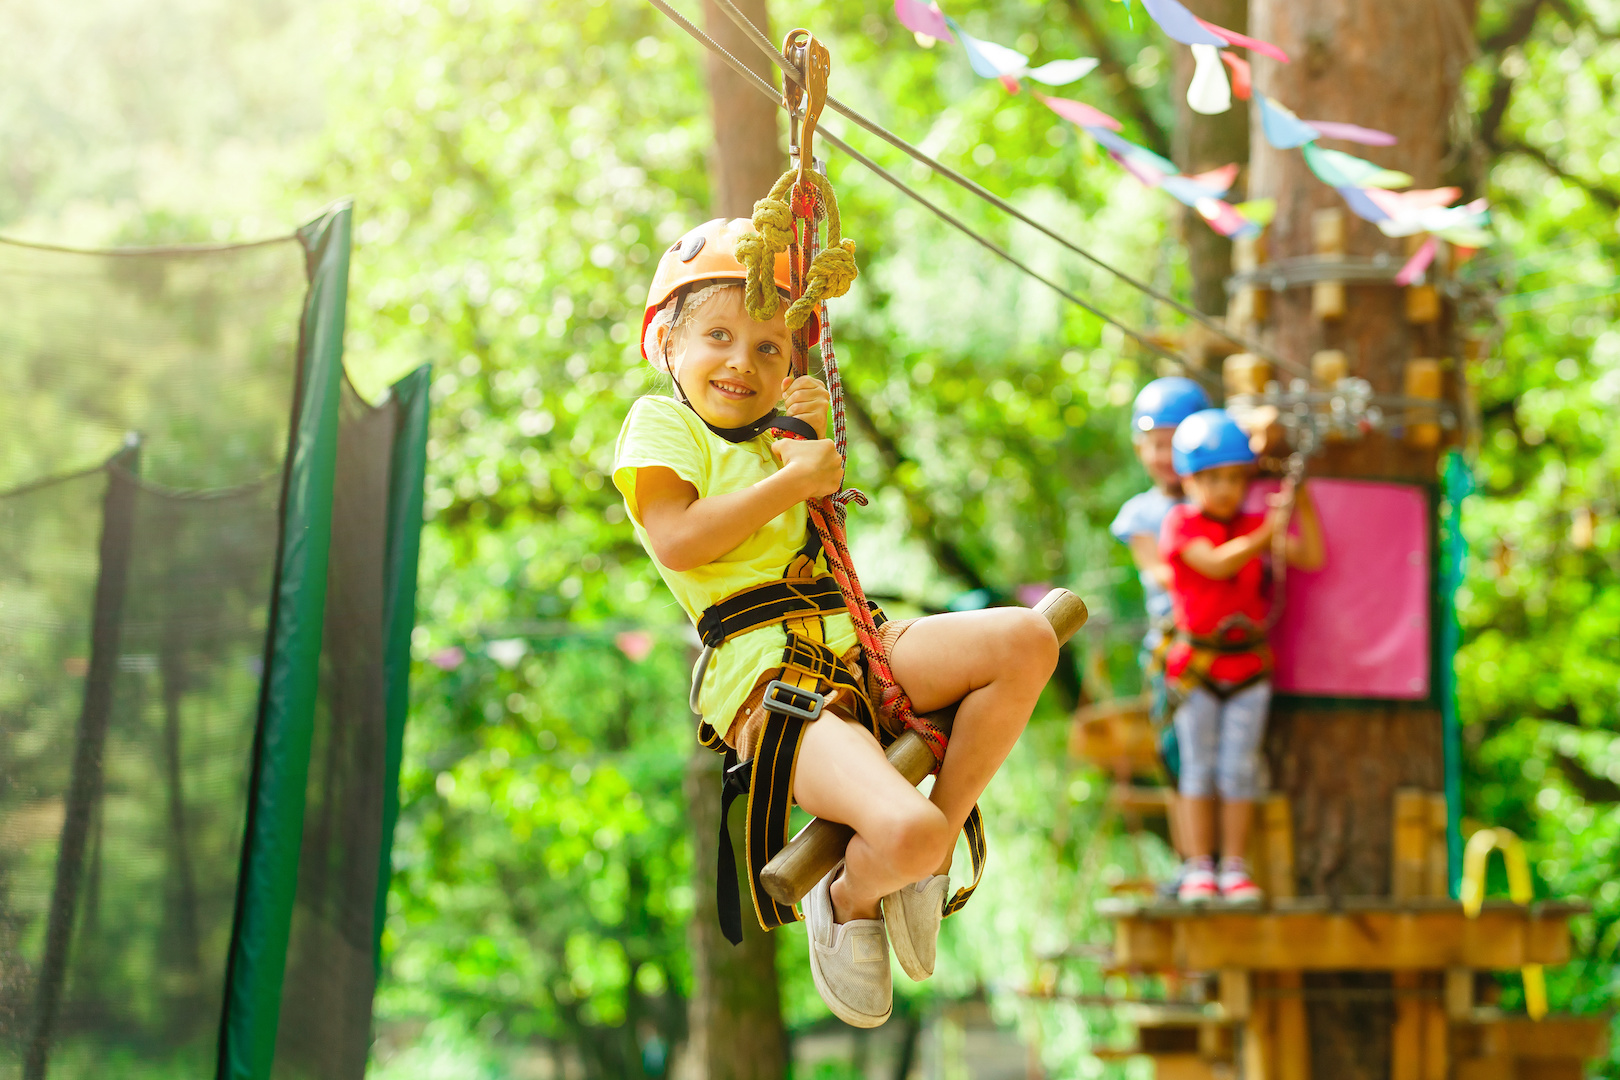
1244, 478, 1431, 699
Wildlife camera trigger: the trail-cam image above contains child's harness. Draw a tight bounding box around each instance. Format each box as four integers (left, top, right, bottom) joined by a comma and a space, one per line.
1171, 615, 1275, 700
691, 506, 986, 944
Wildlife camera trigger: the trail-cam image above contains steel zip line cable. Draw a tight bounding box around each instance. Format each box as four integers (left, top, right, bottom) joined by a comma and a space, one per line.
645, 0, 1221, 390
706, 0, 1321, 387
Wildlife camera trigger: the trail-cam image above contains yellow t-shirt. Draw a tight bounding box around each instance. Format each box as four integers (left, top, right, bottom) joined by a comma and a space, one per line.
613, 395, 856, 737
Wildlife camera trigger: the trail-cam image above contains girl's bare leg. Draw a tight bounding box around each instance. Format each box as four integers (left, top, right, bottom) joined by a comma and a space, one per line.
793, 607, 1058, 922
794, 719, 953, 923
885, 608, 1060, 874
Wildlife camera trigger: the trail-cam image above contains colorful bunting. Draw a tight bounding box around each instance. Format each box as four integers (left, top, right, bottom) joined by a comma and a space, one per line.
1220, 51, 1253, 99
1336, 185, 1392, 224
1197, 197, 1261, 239
1195, 20, 1291, 63
1188, 163, 1241, 196
1040, 94, 1122, 131
947, 17, 1027, 81
1233, 198, 1277, 227
1026, 57, 1101, 85
1187, 44, 1232, 115
1305, 120, 1398, 147
1393, 236, 1438, 286
1256, 93, 1321, 150
893, 0, 954, 43
1087, 124, 1179, 175
1302, 143, 1412, 189
1140, 0, 1228, 46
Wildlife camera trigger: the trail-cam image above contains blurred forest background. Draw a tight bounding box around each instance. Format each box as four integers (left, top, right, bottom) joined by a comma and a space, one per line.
1, 0, 1616, 1076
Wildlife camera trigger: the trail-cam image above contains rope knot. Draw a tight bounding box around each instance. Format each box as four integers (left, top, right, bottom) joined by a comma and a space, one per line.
737, 194, 795, 323
785, 239, 857, 331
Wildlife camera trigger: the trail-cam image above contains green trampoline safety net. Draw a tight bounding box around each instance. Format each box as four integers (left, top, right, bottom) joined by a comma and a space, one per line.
0, 206, 428, 1080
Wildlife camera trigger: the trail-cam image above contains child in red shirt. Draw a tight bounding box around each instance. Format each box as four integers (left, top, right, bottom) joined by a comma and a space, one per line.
1160, 410, 1323, 902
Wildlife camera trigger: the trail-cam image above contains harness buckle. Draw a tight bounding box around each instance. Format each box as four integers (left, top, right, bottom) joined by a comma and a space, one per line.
762, 679, 825, 722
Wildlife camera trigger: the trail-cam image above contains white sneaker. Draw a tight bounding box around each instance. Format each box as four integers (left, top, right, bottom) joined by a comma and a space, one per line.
805, 864, 893, 1028
881, 875, 948, 982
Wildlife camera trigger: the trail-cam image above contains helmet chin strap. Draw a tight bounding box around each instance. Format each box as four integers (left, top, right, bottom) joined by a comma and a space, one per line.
663, 310, 786, 444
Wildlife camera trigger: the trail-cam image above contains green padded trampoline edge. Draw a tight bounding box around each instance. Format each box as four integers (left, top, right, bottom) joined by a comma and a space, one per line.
375, 363, 431, 975
220, 203, 351, 1080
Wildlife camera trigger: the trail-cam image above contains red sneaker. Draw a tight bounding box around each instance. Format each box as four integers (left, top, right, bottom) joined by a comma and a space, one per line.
1177, 867, 1218, 902
1218, 867, 1263, 904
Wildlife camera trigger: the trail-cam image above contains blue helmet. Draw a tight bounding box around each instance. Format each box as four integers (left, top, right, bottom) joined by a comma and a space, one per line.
1172, 408, 1256, 476
1131, 376, 1211, 434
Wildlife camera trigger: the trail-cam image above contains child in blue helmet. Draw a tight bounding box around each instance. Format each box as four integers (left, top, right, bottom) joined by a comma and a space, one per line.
1161, 409, 1323, 902
1110, 376, 1209, 890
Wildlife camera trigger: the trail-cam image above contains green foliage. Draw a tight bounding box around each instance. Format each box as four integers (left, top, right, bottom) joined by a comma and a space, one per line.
4, 0, 1620, 1074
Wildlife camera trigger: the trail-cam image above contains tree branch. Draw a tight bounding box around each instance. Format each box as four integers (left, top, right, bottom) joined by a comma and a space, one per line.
1553, 750, 1620, 804
1498, 137, 1620, 210
1056, 0, 1172, 159
1479, 0, 1548, 53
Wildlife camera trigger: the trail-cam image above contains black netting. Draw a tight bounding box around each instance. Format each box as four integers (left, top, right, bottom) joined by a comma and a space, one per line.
0, 226, 423, 1080
0, 466, 280, 1079
272, 382, 401, 1080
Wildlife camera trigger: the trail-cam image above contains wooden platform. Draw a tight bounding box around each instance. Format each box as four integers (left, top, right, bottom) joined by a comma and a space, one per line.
1070, 696, 1159, 776
1099, 898, 1587, 972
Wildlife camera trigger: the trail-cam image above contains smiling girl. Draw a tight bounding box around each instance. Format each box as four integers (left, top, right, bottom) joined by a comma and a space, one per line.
613, 218, 1057, 1027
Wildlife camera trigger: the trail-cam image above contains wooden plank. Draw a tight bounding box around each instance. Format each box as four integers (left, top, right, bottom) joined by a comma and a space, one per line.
1243, 977, 1274, 1080
1454, 1059, 1513, 1080
1273, 971, 1310, 1080
1391, 973, 1424, 1080
1262, 796, 1296, 901
1426, 793, 1451, 900
1475, 1016, 1610, 1059
1220, 969, 1252, 1022
1421, 997, 1448, 1080
1392, 789, 1431, 900
1156, 1054, 1226, 1080
1445, 968, 1475, 1020
1109, 908, 1574, 971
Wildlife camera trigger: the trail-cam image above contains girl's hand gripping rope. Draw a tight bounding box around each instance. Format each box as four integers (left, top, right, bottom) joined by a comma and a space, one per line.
781, 374, 831, 438
771, 435, 844, 501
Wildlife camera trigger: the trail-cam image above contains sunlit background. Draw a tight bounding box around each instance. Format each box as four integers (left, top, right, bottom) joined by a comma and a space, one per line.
3, 0, 1617, 1076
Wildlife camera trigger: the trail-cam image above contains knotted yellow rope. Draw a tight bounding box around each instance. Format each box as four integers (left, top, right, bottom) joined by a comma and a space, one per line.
735, 169, 857, 331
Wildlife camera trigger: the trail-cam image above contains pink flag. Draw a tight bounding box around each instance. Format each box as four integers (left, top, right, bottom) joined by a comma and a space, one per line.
894, 0, 954, 42
1197, 198, 1260, 238
1188, 163, 1241, 196
1110, 150, 1168, 188
1364, 186, 1463, 219
1195, 18, 1290, 63
1220, 51, 1252, 99
1393, 236, 1438, 286
1305, 120, 1398, 147
1039, 94, 1122, 131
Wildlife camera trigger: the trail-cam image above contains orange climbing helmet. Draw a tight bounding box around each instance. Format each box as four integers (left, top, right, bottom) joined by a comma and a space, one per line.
640, 217, 820, 361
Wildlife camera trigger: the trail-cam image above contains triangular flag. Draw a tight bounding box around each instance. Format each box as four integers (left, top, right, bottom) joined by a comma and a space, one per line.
1196, 198, 1263, 239
1188, 163, 1240, 197
1233, 198, 1276, 227
1393, 236, 1438, 286
1305, 120, 1398, 147
1303, 143, 1411, 189
1220, 51, 1252, 100
1363, 187, 1462, 219
1163, 174, 1228, 206
1086, 125, 1179, 175
894, 0, 954, 42
1025, 57, 1101, 85
1141, 0, 1228, 45
1195, 19, 1290, 63
1188, 44, 1232, 114
945, 17, 1028, 80
1337, 185, 1392, 223
1256, 92, 1321, 149
1108, 150, 1169, 188
1040, 95, 1122, 131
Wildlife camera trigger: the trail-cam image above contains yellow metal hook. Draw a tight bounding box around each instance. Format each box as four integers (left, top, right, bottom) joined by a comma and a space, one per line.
1461, 827, 1548, 1020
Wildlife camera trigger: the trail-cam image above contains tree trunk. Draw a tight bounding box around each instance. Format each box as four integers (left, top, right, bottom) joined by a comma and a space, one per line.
1246, 5, 1474, 1080
1170, 0, 1249, 320
684, 5, 789, 1076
